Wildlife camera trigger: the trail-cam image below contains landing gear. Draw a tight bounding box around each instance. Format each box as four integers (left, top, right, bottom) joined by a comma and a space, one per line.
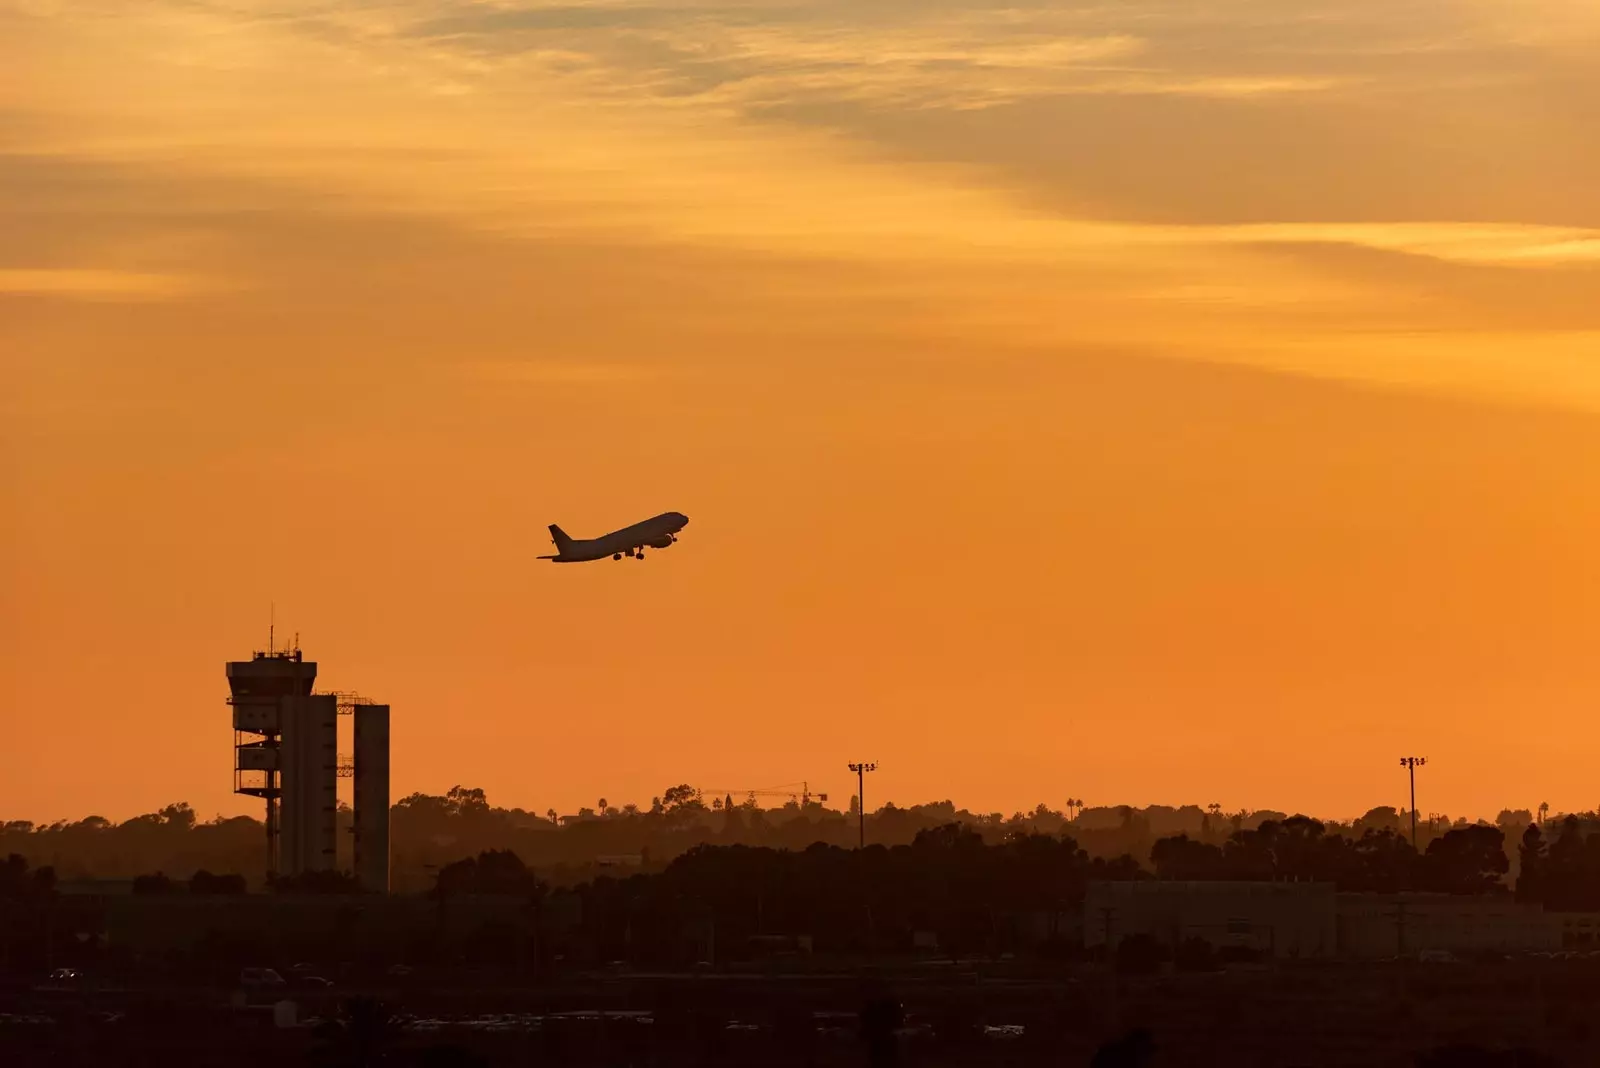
613, 553, 623, 561
634, 551, 645, 560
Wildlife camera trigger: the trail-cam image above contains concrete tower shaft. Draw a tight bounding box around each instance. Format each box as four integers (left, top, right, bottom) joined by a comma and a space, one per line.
353, 704, 391, 893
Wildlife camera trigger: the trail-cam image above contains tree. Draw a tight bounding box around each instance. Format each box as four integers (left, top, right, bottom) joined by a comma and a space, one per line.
1516, 823, 1546, 904
1150, 835, 1223, 881
1541, 816, 1591, 910
159, 803, 197, 831
1349, 828, 1415, 893
1356, 807, 1402, 835
0, 853, 55, 903
1419, 826, 1508, 895
446, 786, 489, 815
133, 871, 177, 895
1496, 809, 1532, 832
273, 870, 362, 895
1275, 815, 1329, 880
190, 870, 247, 895
435, 849, 547, 899
661, 785, 699, 811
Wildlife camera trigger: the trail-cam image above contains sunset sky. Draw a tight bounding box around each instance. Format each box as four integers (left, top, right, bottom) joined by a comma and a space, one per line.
5, 0, 1600, 826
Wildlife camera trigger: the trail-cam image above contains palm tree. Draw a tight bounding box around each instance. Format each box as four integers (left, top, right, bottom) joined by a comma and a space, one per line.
1539, 801, 1550, 826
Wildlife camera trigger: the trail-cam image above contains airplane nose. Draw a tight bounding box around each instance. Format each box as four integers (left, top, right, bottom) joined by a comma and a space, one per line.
677, 513, 689, 525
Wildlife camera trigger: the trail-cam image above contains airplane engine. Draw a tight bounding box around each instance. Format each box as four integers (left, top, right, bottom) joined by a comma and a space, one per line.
648, 535, 674, 549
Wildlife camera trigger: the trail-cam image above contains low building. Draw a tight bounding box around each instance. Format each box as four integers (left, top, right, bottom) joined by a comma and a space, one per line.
56, 879, 137, 897
1084, 881, 1337, 959
1335, 894, 1560, 958
1012, 908, 1082, 946
1549, 911, 1600, 947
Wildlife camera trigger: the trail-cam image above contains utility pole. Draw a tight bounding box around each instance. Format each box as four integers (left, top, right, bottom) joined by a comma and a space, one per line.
1399, 757, 1427, 851
1100, 906, 1118, 1029
848, 762, 877, 849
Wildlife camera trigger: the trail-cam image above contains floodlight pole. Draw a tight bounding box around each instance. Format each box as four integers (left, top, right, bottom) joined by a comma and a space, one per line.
848, 762, 877, 849
1399, 757, 1427, 851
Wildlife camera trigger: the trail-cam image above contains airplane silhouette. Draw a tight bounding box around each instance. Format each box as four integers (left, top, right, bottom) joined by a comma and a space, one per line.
539, 512, 689, 562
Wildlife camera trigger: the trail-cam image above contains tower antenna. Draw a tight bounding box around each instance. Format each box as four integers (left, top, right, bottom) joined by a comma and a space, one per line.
269, 602, 275, 655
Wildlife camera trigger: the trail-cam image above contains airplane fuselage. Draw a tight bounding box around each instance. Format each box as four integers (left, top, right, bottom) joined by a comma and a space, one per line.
541, 512, 689, 562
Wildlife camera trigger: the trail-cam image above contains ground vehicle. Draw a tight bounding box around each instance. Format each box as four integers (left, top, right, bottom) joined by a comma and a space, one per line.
240, 967, 286, 988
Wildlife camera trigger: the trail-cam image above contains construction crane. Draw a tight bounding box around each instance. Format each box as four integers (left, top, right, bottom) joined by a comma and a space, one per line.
698, 781, 829, 808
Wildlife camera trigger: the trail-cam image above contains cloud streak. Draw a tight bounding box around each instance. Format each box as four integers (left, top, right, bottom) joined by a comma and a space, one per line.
0, 268, 207, 300
468, 360, 668, 384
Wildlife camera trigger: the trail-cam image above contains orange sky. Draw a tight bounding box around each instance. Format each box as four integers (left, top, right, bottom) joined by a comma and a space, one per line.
5, 0, 1600, 825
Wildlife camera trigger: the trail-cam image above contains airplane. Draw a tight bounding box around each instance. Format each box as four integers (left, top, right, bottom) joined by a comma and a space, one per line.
538, 512, 689, 562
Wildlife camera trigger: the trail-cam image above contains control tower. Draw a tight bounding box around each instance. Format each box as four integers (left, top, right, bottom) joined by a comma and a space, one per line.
227, 644, 391, 889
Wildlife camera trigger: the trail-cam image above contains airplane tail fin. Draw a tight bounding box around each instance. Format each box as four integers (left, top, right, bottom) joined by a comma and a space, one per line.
548, 524, 574, 554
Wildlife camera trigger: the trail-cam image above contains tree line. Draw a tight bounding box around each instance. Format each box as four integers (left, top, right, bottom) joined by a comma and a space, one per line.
12, 815, 1600, 979
5, 788, 1594, 905
416, 817, 1600, 971
329, 819, 1597, 967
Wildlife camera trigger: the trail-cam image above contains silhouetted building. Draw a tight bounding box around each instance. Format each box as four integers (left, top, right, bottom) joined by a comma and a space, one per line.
1086, 880, 1337, 959
228, 650, 328, 877
227, 646, 390, 887
1549, 911, 1600, 946
1086, 882, 1562, 961
1335, 894, 1559, 958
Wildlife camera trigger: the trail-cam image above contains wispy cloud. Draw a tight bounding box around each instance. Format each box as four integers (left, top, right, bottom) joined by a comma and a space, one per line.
469, 360, 667, 384
1103, 222, 1600, 268
393, 1, 1344, 110
0, 268, 208, 300
7, 0, 1600, 405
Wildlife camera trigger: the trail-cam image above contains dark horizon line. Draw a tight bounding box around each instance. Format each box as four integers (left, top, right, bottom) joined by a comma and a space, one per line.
0, 792, 1578, 831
